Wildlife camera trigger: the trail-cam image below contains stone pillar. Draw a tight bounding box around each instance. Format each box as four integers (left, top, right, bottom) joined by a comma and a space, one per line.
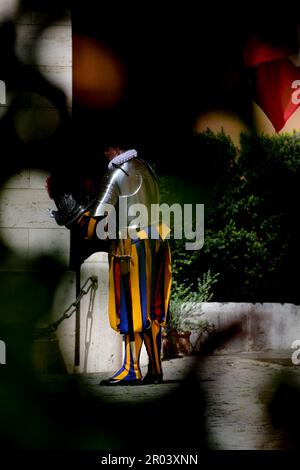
77, 252, 122, 373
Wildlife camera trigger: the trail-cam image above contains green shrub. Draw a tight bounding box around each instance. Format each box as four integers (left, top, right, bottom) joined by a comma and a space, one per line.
162, 129, 300, 303
166, 269, 219, 334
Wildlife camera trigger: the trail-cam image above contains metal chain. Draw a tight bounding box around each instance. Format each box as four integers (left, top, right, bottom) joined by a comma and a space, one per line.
34, 276, 98, 339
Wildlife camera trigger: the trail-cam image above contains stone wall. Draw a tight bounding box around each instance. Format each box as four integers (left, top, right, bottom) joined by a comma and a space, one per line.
0, 2, 72, 265
0, 169, 70, 267
188, 302, 300, 353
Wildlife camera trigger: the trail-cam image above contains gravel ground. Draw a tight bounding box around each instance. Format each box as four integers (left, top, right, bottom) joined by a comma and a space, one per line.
80, 352, 300, 450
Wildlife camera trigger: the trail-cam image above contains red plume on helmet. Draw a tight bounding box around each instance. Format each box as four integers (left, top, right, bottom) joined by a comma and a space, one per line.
45, 175, 54, 199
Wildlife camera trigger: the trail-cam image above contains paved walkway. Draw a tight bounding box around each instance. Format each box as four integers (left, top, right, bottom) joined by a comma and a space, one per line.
81, 351, 300, 450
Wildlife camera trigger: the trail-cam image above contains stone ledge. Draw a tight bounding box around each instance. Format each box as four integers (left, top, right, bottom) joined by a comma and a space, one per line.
184, 302, 300, 353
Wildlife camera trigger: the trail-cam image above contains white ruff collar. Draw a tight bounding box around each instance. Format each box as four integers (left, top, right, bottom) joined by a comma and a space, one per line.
108, 149, 138, 170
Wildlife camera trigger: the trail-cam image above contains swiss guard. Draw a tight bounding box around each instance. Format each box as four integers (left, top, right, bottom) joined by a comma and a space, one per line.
47, 146, 172, 385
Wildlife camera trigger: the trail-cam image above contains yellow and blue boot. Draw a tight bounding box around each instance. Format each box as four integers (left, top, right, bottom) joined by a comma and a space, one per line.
100, 333, 143, 386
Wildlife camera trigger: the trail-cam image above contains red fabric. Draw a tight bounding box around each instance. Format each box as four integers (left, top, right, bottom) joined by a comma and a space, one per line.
253, 57, 300, 132
114, 261, 121, 319
153, 256, 164, 322
244, 33, 300, 132
244, 35, 292, 67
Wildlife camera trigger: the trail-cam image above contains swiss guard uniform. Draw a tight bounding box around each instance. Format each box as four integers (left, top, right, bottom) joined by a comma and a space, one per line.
49, 149, 172, 385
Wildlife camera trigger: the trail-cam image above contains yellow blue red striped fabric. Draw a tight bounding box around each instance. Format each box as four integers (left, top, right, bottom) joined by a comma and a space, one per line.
77, 214, 172, 382
76, 214, 172, 336
108, 229, 172, 334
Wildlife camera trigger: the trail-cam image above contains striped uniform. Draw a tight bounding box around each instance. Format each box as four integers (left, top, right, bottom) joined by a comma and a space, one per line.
78, 213, 172, 382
